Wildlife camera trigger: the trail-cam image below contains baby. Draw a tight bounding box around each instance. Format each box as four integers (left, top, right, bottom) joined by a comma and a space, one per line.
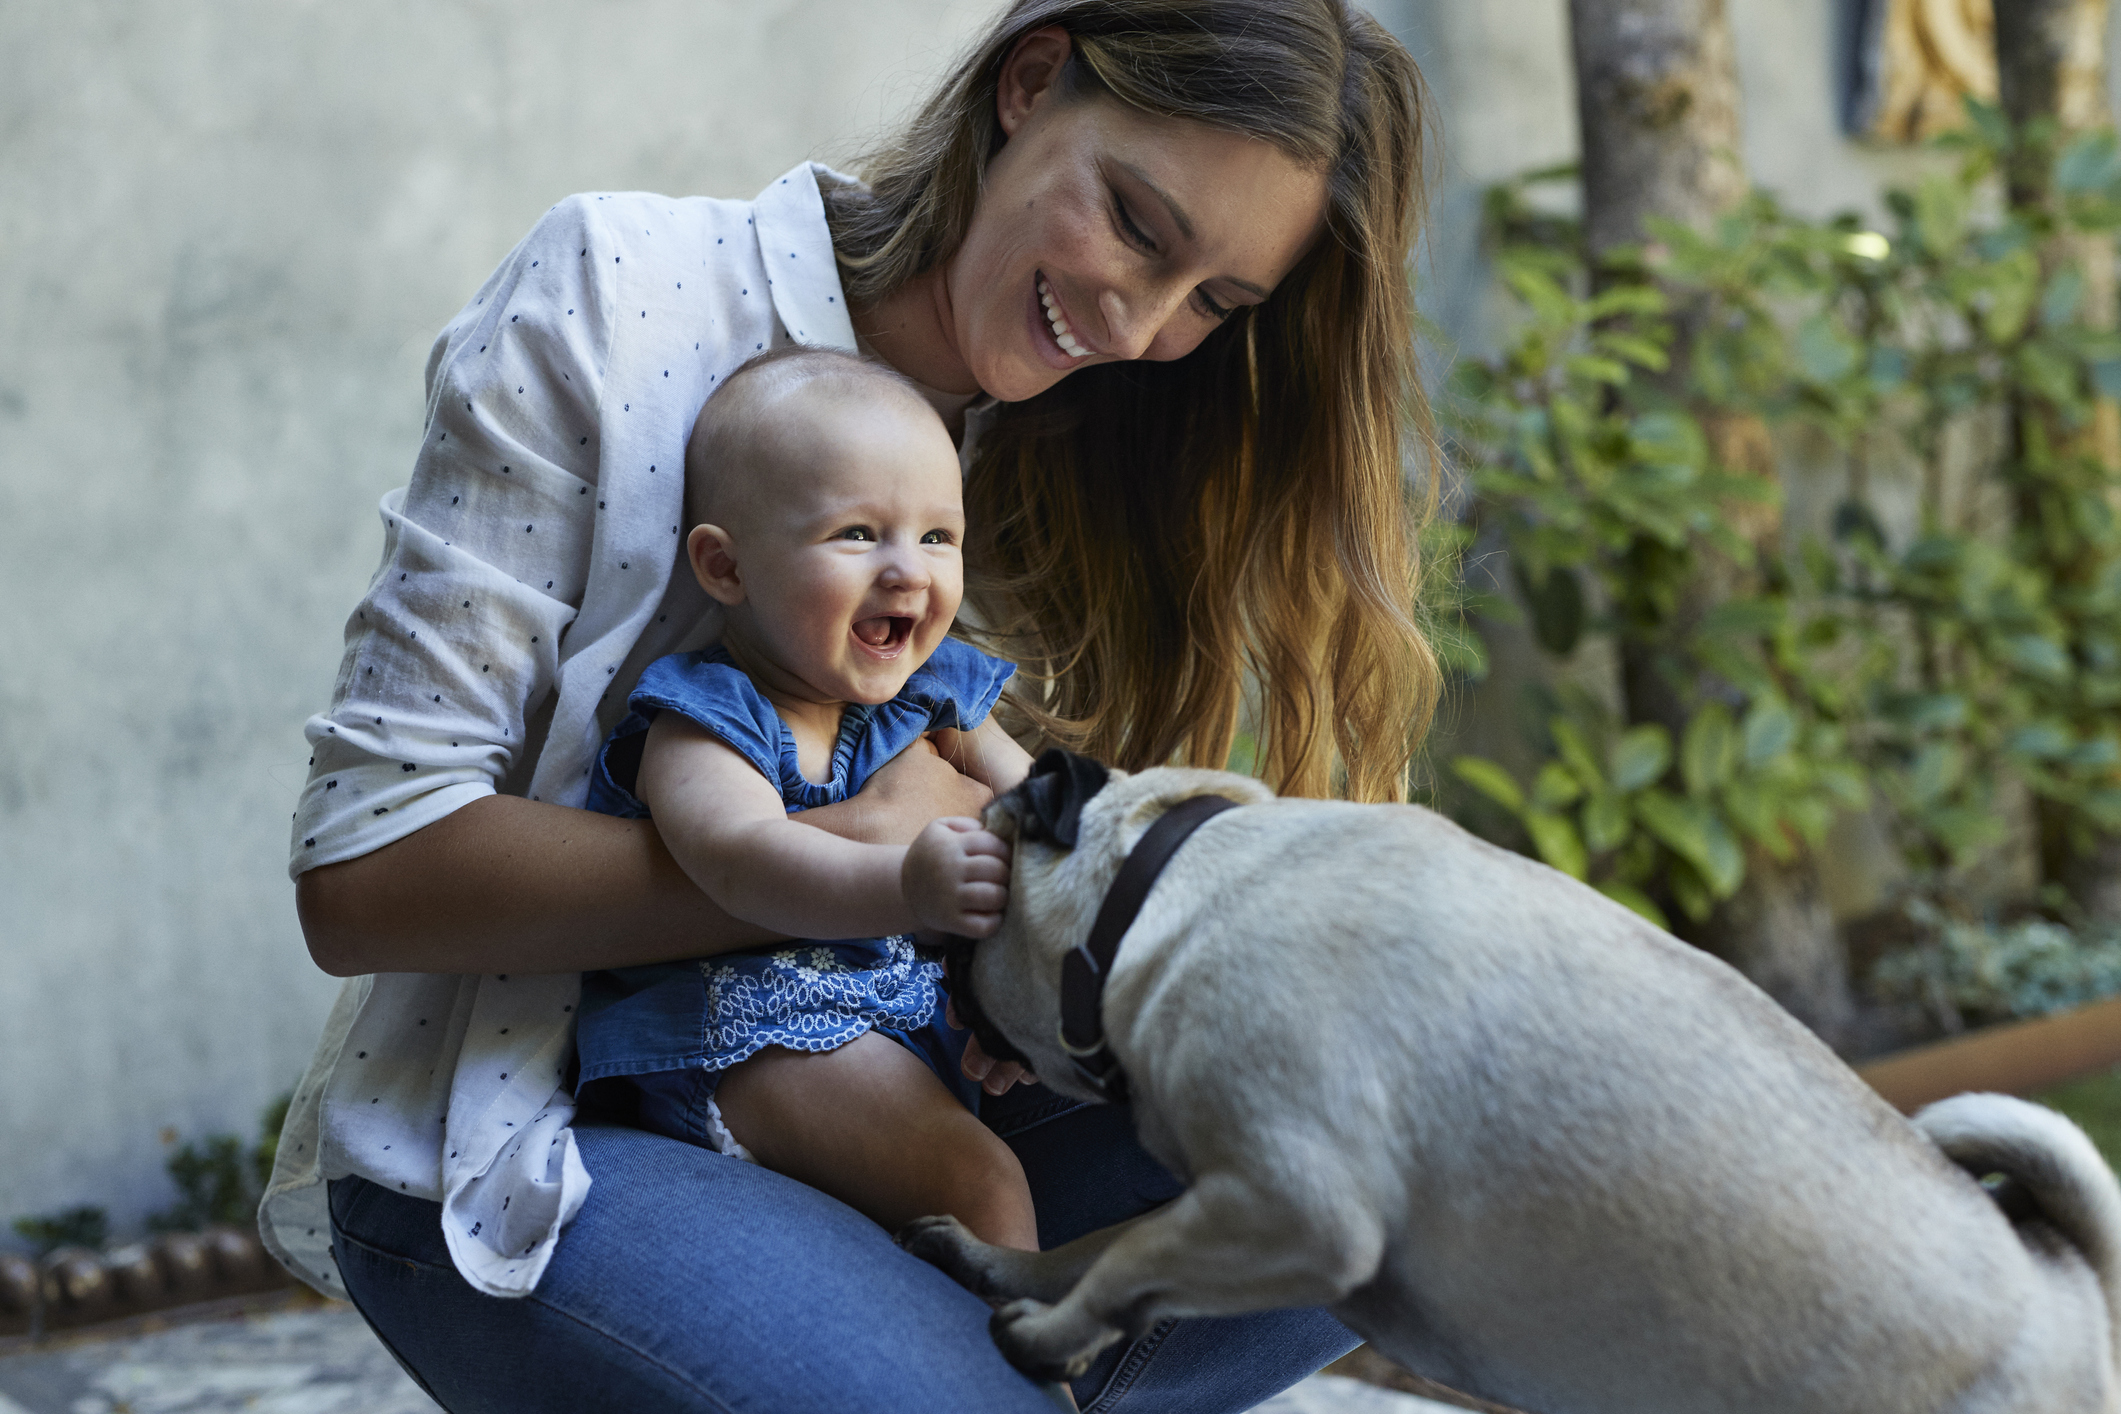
574, 345, 1040, 1252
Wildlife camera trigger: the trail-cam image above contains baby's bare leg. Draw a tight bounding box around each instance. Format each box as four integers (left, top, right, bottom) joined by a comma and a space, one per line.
714, 1032, 1039, 1251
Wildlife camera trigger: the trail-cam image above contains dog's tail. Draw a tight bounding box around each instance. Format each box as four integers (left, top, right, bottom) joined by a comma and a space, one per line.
1916, 1092, 2121, 1347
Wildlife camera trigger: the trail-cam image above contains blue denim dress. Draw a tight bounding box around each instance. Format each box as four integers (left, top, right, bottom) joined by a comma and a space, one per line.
574, 636, 1013, 1147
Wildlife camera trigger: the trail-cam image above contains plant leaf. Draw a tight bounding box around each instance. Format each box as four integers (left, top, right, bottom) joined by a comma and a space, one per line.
1595, 880, 1669, 929
1634, 790, 1746, 897
1741, 700, 1798, 766
1524, 809, 1589, 880
1611, 725, 1673, 792
1452, 757, 1525, 814
1532, 762, 1585, 810
1582, 789, 1632, 852
1682, 703, 1739, 796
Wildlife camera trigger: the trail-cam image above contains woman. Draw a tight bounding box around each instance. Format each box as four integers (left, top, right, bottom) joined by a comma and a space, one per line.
268, 1, 1440, 1409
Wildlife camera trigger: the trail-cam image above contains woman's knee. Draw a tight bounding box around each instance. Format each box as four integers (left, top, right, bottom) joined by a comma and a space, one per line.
332, 1137, 1064, 1414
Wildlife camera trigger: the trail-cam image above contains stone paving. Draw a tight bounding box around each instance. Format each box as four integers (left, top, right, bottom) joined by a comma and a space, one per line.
0, 1303, 435, 1414
0, 1301, 1456, 1414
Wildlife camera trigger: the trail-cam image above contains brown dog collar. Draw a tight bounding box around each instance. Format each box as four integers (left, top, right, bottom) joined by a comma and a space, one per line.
1056, 793, 1240, 1103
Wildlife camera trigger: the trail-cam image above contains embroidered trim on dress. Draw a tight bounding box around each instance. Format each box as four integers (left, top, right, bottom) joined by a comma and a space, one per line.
696, 935, 942, 1070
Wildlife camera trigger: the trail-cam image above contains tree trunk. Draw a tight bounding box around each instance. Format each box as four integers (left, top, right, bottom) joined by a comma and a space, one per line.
1570, 0, 1855, 1044
1996, 0, 2121, 926
1995, 0, 2111, 166
1569, 0, 1747, 258
1710, 848, 1851, 1040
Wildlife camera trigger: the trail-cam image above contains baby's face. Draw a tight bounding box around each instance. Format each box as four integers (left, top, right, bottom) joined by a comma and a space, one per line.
716, 392, 966, 706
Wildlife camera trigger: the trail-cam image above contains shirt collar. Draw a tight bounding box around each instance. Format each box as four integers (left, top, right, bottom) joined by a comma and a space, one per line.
752, 163, 860, 353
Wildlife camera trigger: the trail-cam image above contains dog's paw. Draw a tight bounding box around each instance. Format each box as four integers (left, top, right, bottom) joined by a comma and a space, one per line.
897, 1213, 972, 1259
898, 1214, 1014, 1298
898, 1213, 981, 1273
991, 1298, 1106, 1383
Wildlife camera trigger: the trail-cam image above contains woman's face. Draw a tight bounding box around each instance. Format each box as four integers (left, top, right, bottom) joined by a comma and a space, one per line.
944, 30, 1331, 403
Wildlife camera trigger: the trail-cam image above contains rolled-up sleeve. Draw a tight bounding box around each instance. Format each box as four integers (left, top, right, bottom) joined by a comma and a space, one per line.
291, 197, 618, 875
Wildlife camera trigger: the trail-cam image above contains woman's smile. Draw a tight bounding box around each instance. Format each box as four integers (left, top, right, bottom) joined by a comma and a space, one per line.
953, 82, 1328, 402
851, 31, 1330, 406
1035, 273, 1091, 362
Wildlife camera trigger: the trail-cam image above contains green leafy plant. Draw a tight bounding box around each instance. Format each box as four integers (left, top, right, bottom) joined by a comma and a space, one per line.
1782, 109, 2121, 881
1874, 904, 2121, 1029
1445, 105, 2121, 1003
10, 1205, 108, 1257
1445, 174, 1869, 928
1453, 685, 1862, 928
147, 1091, 293, 1234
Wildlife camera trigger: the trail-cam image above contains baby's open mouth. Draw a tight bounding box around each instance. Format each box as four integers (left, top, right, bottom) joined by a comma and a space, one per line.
853, 616, 914, 652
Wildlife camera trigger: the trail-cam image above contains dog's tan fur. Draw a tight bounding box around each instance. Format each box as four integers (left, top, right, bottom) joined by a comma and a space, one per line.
901, 766, 2121, 1413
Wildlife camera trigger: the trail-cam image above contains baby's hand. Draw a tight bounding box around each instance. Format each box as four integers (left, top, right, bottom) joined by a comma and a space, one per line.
903, 817, 1012, 937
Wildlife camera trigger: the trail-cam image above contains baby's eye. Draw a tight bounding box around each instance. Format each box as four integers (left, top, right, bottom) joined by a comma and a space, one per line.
920, 528, 957, 546
833, 526, 876, 542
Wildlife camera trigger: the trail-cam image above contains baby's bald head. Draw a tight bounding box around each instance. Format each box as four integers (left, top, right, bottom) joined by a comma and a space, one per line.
684, 346, 941, 535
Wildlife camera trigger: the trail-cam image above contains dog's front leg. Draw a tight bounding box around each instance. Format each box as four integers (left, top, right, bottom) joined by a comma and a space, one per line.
899, 1210, 1156, 1305
988, 1172, 1385, 1382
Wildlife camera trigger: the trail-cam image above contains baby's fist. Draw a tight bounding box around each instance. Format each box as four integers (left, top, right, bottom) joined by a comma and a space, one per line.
903, 817, 1012, 937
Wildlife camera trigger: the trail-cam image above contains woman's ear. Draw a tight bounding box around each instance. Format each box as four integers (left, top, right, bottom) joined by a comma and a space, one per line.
996, 26, 1072, 138
687, 524, 745, 605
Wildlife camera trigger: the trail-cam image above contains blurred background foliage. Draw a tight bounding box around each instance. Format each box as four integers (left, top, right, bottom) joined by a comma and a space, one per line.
10, 1094, 291, 1255
1440, 105, 2121, 1046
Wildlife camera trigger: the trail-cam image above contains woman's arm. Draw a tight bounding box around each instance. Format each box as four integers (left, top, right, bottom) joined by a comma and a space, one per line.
297, 736, 992, 977
928, 718, 1035, 796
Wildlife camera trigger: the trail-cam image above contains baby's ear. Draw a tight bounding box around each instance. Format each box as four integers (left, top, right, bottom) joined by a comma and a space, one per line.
687, 524, 745, 605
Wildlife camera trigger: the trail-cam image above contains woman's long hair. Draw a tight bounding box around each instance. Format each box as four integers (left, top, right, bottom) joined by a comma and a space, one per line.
823, 0, 1438, 801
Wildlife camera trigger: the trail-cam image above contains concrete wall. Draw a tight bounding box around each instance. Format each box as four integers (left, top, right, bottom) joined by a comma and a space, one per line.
0, 0, 994, 1239
1, 0, 2111, 1237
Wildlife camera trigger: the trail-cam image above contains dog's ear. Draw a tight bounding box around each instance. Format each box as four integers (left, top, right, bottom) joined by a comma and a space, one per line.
1012, 749, 1110, 849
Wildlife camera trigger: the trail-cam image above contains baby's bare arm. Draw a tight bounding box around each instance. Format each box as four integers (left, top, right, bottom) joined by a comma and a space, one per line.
638, 712, 919, 940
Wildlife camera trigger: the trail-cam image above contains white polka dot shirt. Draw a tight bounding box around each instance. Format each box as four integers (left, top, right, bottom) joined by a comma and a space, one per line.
260, 165, 860, 1299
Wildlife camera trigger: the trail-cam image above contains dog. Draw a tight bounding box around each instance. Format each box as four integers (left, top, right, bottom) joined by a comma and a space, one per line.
901, 752, 2121, 1413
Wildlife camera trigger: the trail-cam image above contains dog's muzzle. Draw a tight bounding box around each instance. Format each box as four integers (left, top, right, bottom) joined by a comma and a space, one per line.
938, 931, 1032, 1070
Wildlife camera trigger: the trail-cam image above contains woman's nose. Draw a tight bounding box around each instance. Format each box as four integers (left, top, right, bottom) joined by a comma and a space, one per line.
1097, 285, 1174, 362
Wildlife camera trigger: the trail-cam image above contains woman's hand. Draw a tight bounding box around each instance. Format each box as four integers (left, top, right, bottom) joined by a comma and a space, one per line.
946, 998, 1038, 1096
798, 736, 994, 847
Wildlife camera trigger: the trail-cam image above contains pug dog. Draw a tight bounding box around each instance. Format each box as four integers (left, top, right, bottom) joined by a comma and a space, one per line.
901, 753, 2121, 1414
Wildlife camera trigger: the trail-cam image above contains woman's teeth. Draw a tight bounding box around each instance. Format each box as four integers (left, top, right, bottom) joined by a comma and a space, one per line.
1038, 278, 1089, 360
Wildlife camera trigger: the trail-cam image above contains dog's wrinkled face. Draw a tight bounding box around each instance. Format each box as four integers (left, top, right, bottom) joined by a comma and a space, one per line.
943, 750, 1113, 1077
965, 753, 1274, 1101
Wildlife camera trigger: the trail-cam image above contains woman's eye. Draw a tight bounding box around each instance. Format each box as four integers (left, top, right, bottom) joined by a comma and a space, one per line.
1112, 190, 1157, 253
1193, 289, 1233, 322
834, 526, 875, 542
920, 528, 956, 546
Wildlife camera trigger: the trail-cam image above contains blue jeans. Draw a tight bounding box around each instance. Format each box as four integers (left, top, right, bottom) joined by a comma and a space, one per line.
328, 1093, 1356, 1412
